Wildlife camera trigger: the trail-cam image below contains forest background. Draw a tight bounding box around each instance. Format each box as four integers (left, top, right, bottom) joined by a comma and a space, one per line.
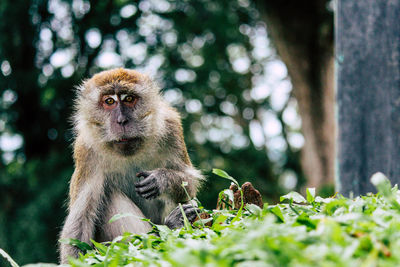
0, 0, 333, 264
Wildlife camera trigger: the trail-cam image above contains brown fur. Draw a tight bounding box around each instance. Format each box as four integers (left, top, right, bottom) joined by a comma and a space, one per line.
91, 68, 144, 87
69, 137, 92, 206
164, 114, 192, 166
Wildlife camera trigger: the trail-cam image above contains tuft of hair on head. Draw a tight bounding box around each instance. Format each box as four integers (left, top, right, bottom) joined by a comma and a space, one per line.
91, 68, 145, 87
78, 68, 161, 98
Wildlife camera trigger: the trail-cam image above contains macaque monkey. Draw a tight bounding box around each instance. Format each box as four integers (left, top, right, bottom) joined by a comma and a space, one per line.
59, 68, 203, 263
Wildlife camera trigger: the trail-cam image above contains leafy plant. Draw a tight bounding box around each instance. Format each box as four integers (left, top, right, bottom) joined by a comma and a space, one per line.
3, 172, 400, 266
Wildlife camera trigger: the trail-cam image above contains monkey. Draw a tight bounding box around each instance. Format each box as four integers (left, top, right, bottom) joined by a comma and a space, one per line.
59, 68, 204, 264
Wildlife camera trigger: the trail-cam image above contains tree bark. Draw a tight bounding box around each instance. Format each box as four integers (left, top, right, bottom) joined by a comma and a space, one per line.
336, 0, 400, 195
254, 0, 335, 188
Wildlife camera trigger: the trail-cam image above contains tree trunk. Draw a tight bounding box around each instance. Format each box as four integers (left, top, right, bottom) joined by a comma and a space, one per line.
336, 0, 400, 195
255, 0, 335, 188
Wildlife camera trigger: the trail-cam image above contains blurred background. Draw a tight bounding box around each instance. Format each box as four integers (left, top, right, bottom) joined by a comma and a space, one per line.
0, 0, 334, 264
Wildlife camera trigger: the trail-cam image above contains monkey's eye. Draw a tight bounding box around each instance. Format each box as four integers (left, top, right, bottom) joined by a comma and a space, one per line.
124, 95, 134, 102
104, 98, 115, 105
122, 95, 138, 108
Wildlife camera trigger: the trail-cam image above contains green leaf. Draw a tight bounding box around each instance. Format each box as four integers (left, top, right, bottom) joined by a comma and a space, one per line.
295, 213, 318, 230
370, 172, 400, 211
90, 239, 108, 255
212, 168, 239, 187
280, 191, 307, 204
58, 238, 92, 252
217, 190, 234, 209
324, 199, 348, 215
245, 203, 262, 216
154, 224, 172, 240
221, 188, 234, 203
193, 218, 213, 227
371, 172, 393, 198
314, 196, 333, 203
23, 264, 59, 267
306, 188, 316, 203
270, 206, 284, 222
371, 172, 392, 196
231, 209, 243, 223
232, 189, 244, 223
211, 214, 228, 231
179, 203, 192, 231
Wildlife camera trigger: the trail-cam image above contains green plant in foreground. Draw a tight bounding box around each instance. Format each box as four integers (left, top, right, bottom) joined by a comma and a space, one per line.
3, 172, 400, 266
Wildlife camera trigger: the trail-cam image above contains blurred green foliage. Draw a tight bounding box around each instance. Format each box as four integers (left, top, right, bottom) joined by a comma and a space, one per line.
0, 0, 304, 264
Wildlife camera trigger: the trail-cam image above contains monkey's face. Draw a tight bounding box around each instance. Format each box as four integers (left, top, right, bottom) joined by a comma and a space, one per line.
100, 91, 144, 155
75, 68, 162, 157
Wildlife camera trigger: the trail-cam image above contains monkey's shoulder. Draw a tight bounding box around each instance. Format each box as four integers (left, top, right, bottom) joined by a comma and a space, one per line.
157, 107, 192, 166
72, 136, 95, 164
158, 104, 183, 138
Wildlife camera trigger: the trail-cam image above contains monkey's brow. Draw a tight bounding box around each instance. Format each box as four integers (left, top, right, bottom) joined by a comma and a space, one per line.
100, 88, 135, 96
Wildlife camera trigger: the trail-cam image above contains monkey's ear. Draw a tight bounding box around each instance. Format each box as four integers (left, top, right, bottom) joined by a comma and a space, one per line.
75, 79, 102, 104
74, 83, 86, 93
73, 79, 91, 97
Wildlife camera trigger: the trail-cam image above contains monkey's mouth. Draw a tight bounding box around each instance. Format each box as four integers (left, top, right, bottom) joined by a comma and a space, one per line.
115, 138, 136, 144
113, 137, 142, 145
111, 137, 143, 155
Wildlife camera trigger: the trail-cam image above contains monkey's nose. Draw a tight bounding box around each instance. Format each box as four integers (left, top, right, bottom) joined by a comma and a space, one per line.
117, 115, 129, 126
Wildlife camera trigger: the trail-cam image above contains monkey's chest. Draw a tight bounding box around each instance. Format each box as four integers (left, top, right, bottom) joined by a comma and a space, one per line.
104, 172, 167, 223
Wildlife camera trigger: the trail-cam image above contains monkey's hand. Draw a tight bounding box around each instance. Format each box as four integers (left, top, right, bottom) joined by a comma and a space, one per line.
164, 202, 200, 229
135, 171, 164, 199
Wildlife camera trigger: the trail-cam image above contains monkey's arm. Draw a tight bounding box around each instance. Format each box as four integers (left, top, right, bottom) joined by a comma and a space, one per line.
59, 143, 104, 264
135, 114, 203, 203
135, 167, 202, 202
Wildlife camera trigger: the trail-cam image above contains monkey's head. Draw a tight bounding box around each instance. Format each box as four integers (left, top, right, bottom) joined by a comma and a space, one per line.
74, 68, 165, 157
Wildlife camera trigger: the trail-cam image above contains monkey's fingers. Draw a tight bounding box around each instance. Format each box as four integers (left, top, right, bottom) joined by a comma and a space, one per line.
136, 184, 158, 195
181, 203, 198, 210
183, 207, 200, 222
165, 205, 199, 229
135, 183, 160, 199
135, 179, 157, 191
181, 202, 196, 208
180, 204, 201, 222
136, 171, 151, 178
135, 176, 155, 188
140, 190, 159, 199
